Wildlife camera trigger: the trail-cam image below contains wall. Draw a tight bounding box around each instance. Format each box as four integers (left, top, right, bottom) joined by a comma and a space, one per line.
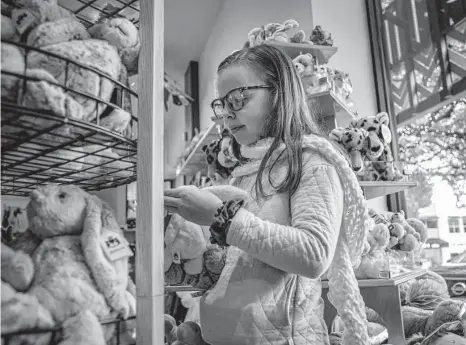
311, 0, 386, 211
198, 0, 314, 129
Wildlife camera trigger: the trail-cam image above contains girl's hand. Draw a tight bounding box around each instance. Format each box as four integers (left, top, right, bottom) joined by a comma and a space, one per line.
164, 186, 223, 226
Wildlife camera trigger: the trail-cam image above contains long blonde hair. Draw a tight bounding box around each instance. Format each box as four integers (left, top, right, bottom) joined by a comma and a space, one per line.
217, 44, 345, 197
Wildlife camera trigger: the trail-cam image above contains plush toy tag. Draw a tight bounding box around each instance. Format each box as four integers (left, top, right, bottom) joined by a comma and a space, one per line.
381, 125, 392, 144
100, 232, 133, 262
12, 9, 36, 35
172, 251, 181, 264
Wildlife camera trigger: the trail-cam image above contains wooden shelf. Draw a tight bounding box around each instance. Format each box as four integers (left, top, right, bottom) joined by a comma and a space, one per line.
359, 181, 418, 200
322, 269, 427, 289
176, 123, 220, 176
308, 90, 357, 129
265, 41, 338, 63
165, 285, 206, 293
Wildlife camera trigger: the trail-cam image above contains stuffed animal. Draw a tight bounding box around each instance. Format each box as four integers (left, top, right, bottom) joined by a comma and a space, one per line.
1, 184, 136, 345
202, 129, 240, 183
293, 53, 314, 78
369, 209, 405, 249
391, 211, 428, 251
244, 19, 310, 48
309, 25, 334, 46
1, 1, 135, 140
306, 65, 331, 95
88, 17, 140, 76
329, 127, 368, 172
403, 299, 466, 341
164, 213, 208, 276
164, 314, 208, 345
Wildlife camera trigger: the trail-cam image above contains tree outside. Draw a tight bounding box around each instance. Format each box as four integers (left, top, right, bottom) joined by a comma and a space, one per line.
398, 98, 466, 212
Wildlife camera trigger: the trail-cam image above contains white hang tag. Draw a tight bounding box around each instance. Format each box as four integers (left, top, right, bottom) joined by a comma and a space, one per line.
100, 232, 134, 262
12, 9, 36, 35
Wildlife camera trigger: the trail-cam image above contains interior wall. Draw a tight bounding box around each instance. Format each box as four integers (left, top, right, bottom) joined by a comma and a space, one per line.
311, 0, 387, 211
198, 0, 314, 130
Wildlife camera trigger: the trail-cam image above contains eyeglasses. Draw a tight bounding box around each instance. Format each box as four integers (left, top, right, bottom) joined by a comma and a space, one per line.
210, 85, 272, 119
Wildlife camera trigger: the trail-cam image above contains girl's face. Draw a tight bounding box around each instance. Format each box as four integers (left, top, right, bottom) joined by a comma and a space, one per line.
216, 65, 272, 146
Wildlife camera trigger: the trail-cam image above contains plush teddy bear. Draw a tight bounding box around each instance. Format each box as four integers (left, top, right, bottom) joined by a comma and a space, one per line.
164, 314, 208, 345
391, 211, 428, 252
329, 127, 368, 172
1, 184, 136, 345
369, 209, 406, 249
309, 25, 334, 46
293, 53, 314, 78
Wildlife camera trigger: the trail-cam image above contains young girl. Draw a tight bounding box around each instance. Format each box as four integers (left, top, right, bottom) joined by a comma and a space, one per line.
164, 44, 370, 345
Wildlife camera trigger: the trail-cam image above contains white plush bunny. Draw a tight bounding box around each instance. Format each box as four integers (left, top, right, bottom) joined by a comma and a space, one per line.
2, 184, 136, 345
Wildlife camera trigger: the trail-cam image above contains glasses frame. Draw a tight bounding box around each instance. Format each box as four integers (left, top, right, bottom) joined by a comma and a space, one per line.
210, 85, 272, 119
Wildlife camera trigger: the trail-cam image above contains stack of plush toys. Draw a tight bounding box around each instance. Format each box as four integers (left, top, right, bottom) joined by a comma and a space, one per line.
366, 271, 466, 345
329, 111, 405, 182
354, 208, 428, 279
1, 0, 138, 179
1, 184, 137, 345
244, 20, 334, 48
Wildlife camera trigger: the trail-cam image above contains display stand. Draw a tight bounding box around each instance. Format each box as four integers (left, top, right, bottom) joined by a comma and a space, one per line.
322, 270, 428, 344
136, 1, 164, 344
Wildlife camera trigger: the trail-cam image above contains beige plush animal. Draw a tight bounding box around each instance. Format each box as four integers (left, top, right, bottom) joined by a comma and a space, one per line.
1, 184, 136, 345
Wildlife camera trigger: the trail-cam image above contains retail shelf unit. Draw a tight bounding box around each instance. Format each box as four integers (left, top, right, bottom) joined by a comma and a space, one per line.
0, 0, 164, 344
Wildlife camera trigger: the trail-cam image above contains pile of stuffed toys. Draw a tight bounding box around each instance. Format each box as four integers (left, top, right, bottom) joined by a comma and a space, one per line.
329, 111, 405, 182
355, 208, 428, 280
367, 271, 466, 345
245, 20, 334, 48
1, 184, 137, 345
1, 0, 139, 181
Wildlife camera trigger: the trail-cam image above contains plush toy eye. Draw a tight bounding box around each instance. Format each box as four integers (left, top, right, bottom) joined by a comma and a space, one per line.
58, 192, 67, 200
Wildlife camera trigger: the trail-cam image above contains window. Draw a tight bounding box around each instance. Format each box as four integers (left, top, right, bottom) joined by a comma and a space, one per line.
448, 217, 461, 233
423, 217, 438, 229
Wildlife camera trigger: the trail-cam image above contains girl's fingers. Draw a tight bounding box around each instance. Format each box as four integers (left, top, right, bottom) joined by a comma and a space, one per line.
164, 196, 182, 208
164, 188, 183, 197
165, 206, 178, 214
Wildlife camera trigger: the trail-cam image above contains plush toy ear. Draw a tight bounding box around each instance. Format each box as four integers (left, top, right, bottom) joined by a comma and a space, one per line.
81, 195, 135, 318
376, 112, 390, 126
349, 118, 359, 128
329, 127, 344, 142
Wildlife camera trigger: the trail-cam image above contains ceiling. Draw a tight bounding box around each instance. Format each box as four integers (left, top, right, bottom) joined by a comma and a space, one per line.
164, 0, 226, 73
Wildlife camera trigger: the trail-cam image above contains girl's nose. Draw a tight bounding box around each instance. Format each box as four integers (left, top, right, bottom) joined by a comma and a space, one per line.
225, 111, 236, 120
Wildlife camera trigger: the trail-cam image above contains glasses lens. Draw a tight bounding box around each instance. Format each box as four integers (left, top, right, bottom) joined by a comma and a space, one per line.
226, 90, 244, 111
211, 100, 224, 118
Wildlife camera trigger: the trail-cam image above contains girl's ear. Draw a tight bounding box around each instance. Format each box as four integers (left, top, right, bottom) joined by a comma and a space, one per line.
81, 195, 134, 318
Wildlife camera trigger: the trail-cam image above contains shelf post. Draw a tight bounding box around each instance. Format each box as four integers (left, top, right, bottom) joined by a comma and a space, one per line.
136, 0, 164, 344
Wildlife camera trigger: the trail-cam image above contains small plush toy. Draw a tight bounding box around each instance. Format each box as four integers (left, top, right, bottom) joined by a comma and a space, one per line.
2, 184, 136, 345
391, 211, 427, 251
164, 314, 208, 345
293, 53, 314, 78
164, 213, 208, 275
329, 127, 368, 172
366, 223, 390, 253
309, 25, 334, 46
370, 209, 405, 249
202, 129, 241, 183
329, 68, 353, 101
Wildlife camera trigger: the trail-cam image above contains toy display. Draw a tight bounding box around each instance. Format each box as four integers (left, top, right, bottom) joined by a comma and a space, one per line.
309, 25, 334, 46
1, 184, 136, 345
330, 111, 405, 182
244, 19, 311, 48
164, 314, 208, 345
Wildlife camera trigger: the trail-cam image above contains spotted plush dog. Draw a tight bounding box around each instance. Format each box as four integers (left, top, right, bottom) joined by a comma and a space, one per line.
202, 129, 241, 181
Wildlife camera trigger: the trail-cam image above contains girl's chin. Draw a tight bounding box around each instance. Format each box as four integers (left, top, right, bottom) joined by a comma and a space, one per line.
233, 132, 259, 146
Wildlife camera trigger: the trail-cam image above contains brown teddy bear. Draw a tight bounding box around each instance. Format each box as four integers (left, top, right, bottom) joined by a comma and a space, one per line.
1, 184, 136, 345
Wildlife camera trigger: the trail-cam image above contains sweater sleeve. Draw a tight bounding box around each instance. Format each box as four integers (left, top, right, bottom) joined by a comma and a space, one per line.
226, 160, 344, 279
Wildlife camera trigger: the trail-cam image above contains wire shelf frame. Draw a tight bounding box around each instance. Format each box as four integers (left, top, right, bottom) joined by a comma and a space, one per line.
1, 316, 137, 345
1, 38, 138, 196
